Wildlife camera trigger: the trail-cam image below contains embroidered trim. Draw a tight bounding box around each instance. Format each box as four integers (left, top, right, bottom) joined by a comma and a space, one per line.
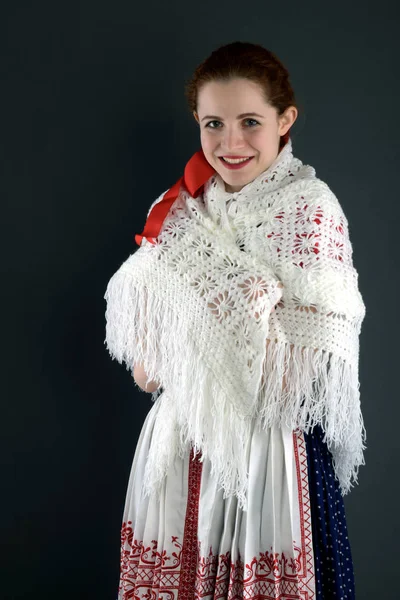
118, 433, 315, 599
178, 448, 203, 600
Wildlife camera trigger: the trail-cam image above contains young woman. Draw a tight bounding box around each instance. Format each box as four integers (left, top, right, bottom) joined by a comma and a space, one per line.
104, 41, 366, 600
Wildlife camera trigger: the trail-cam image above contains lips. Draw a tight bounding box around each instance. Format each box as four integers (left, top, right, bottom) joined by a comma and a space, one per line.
218, 156, 255, 170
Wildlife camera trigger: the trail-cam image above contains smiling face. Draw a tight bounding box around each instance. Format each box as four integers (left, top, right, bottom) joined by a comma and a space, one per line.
194, 78, 298, 193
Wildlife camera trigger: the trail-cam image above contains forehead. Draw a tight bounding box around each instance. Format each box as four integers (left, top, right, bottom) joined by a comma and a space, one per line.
197, 78, 272, 115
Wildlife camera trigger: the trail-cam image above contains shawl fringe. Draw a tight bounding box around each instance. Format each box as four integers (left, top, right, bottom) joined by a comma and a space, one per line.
104, 259, 365, 509
258, 340, 366, 496
104, 265, 253, 508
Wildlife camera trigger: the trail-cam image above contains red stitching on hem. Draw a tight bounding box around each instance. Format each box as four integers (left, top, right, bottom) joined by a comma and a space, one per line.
177, 448, 203, 600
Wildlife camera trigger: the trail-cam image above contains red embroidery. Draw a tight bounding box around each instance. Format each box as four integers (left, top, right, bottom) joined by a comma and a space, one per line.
118, 434, 315, 600
293, 430, 316, 599
119, 529, 183, 599
177, 449, 203, 600
194, 544, 309, 599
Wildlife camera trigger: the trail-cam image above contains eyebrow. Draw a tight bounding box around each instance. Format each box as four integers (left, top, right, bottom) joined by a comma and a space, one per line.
200, 112, 265, 122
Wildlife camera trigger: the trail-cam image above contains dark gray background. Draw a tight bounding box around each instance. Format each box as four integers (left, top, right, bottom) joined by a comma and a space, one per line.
2, 1, 398, 598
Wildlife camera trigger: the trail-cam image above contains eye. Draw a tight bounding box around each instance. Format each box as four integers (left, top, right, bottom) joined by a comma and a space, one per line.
244, 119, 260, 127
205, 120, 222, 129
204, 118, 260, 129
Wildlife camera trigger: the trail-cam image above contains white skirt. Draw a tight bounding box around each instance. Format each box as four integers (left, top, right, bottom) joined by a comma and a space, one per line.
117, 396, 316, 600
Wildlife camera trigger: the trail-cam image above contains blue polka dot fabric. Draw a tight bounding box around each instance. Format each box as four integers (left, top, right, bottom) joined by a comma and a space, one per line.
304, 424, 356, 599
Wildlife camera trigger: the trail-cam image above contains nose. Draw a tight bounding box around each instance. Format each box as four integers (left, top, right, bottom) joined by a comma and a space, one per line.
221, 126, 246, 151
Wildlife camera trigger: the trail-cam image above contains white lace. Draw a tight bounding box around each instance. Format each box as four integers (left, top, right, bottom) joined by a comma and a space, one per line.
104, 138, 366, 509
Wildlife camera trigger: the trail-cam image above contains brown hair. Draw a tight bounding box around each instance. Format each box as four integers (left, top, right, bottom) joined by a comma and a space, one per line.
184, 41, 299, 149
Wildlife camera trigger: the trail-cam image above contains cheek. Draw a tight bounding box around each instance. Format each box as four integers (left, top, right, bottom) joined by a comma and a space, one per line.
248, 130, 269, 147
200, 132, 215, 155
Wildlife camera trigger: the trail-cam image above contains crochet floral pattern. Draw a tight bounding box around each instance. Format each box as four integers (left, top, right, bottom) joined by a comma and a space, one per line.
104, 138, 365, 509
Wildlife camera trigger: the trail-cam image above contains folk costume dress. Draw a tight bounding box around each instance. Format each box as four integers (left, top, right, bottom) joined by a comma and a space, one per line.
104, 136, 366, 600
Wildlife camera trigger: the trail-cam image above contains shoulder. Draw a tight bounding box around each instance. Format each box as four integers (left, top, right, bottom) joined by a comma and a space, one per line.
286, 171, 348, 226
137, 188, 170, 249
146, 188, 170, 217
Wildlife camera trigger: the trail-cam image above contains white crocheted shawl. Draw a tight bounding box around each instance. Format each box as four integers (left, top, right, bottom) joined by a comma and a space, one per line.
104, 139, 366, 510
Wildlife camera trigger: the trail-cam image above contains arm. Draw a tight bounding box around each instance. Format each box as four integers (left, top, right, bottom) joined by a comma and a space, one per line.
133, 362, 161, 393
264, 192, 363, 391
132, 191, 171, 394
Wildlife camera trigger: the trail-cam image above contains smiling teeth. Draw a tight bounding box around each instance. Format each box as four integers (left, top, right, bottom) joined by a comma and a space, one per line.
223, 157, 251, 164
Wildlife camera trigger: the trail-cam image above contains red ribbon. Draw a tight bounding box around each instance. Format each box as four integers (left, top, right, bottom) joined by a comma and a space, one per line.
135, 134, 290, 247
134, 149, 214, 246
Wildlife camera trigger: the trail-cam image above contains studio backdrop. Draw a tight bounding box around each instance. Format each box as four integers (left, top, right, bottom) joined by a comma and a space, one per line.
2, 2, 398, 599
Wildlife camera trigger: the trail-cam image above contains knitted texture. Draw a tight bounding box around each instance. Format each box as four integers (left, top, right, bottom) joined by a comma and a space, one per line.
104, 139, 366, 510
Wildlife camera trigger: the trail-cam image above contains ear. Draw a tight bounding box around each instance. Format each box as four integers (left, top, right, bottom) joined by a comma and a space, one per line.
278, 106, 298, 136
193, 111, 200, 124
